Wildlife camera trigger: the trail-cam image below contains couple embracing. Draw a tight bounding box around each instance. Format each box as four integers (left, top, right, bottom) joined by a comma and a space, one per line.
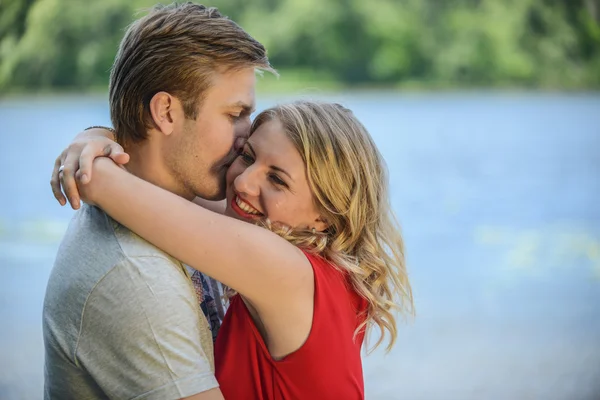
43, 3, 413, 399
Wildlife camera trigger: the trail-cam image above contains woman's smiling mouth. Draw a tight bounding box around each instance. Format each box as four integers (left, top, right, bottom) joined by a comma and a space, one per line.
231, 194, 263, 219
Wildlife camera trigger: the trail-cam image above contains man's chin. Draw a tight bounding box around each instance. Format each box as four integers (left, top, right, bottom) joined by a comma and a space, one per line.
193, 184, 226, 202
194, 175, 228, 201
200, 192, 226, 202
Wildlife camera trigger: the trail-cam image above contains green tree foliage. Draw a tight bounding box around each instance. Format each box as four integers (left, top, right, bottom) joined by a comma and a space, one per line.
1, 0, 599, 91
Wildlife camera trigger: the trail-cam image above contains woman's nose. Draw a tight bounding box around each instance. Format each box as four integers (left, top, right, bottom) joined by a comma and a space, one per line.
233, 166, 260, 197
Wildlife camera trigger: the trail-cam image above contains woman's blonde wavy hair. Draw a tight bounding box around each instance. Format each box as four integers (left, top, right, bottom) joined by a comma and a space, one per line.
250, 100, 414, 352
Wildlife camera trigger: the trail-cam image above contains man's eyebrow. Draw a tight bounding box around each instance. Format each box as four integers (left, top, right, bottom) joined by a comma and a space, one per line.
246, 141, 294, 182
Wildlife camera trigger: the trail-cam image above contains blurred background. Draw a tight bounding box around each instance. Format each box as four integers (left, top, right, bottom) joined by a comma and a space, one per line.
1, 0, 599, 399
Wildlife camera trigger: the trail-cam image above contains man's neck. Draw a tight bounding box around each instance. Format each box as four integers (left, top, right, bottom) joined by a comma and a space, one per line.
124, 142, 195, 201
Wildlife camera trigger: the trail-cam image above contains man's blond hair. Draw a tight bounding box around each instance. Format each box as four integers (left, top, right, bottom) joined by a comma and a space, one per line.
109, 2, 274, 146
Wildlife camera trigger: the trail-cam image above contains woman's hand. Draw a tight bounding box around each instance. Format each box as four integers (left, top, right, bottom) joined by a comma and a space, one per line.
77, 157, 122, 207
50, 128, 130, 210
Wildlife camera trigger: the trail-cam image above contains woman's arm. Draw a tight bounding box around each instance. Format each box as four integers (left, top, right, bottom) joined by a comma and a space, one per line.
82, 158, 313, 308
192, 198, 227, 214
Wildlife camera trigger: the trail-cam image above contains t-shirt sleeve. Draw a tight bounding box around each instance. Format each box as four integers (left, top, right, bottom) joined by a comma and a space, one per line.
75, 256, 218, 400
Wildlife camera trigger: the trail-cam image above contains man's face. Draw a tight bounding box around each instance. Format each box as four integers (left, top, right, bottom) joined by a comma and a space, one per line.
165, 67, 256, 201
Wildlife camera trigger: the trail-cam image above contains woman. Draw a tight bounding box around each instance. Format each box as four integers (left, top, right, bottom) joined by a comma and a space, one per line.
62, 101, 413, 399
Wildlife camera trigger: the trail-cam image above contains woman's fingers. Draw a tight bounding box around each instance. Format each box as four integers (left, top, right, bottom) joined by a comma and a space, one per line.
50, 154, 67, 206
51, 136, 127, 209
78, 141, 127, 184
60, 149, 82, 210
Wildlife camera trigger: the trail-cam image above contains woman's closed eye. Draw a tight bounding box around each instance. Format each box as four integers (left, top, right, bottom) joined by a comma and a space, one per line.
238, 150, 255, 165
237, 146, 289, 189
269, 173, 287, 188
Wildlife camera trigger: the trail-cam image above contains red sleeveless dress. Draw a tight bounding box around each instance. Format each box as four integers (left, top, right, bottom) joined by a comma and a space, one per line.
214, 252, 368, 399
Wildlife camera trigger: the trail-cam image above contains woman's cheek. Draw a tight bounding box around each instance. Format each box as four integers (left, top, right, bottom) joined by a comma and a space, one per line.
226, 159, 243, 183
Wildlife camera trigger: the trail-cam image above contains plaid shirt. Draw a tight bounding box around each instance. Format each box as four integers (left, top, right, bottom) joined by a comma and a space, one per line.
187, 266, 227, 342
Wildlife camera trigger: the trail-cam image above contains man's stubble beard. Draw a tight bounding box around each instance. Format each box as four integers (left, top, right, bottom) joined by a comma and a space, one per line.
170, 152, 226, 201
175, 120, 239, 201
201, 147, 241, 201
181, 152, 233, 201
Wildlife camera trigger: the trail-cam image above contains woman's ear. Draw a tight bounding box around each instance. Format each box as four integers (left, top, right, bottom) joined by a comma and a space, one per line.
313, 215, 329, 233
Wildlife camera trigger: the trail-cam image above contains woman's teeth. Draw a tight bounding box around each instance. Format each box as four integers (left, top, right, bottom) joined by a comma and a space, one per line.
236, 196, 261, 215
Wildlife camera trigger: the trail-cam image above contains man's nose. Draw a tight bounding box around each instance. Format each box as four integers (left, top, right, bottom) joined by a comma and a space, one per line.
233, 120, 250, 152
233, 136, 246, 153
235, 118, 251, 139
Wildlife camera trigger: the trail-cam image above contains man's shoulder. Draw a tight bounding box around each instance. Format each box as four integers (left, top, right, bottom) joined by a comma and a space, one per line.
57, 204, 123, 263
60, 203, 181, 264
47, 205, 124, 305
110, 218, 180, 261
47, 204, 189, 319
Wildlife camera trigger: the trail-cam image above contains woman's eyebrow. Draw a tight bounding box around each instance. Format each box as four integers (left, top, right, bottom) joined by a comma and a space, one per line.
246, 141, 256, 156
271, 165, 293, 181
246, 141, 294, 182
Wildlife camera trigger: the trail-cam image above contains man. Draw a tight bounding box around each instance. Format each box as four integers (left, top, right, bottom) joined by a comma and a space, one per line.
43, 3, 273, 399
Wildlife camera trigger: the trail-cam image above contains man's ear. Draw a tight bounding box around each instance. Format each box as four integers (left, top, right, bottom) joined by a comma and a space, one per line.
148, 92, 181, 136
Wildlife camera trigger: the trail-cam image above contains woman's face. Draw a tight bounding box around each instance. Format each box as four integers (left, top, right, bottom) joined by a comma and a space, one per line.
224, 118, 327, 231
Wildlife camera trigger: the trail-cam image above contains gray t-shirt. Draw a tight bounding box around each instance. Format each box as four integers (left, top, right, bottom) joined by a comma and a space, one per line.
43, 204, 218, 399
